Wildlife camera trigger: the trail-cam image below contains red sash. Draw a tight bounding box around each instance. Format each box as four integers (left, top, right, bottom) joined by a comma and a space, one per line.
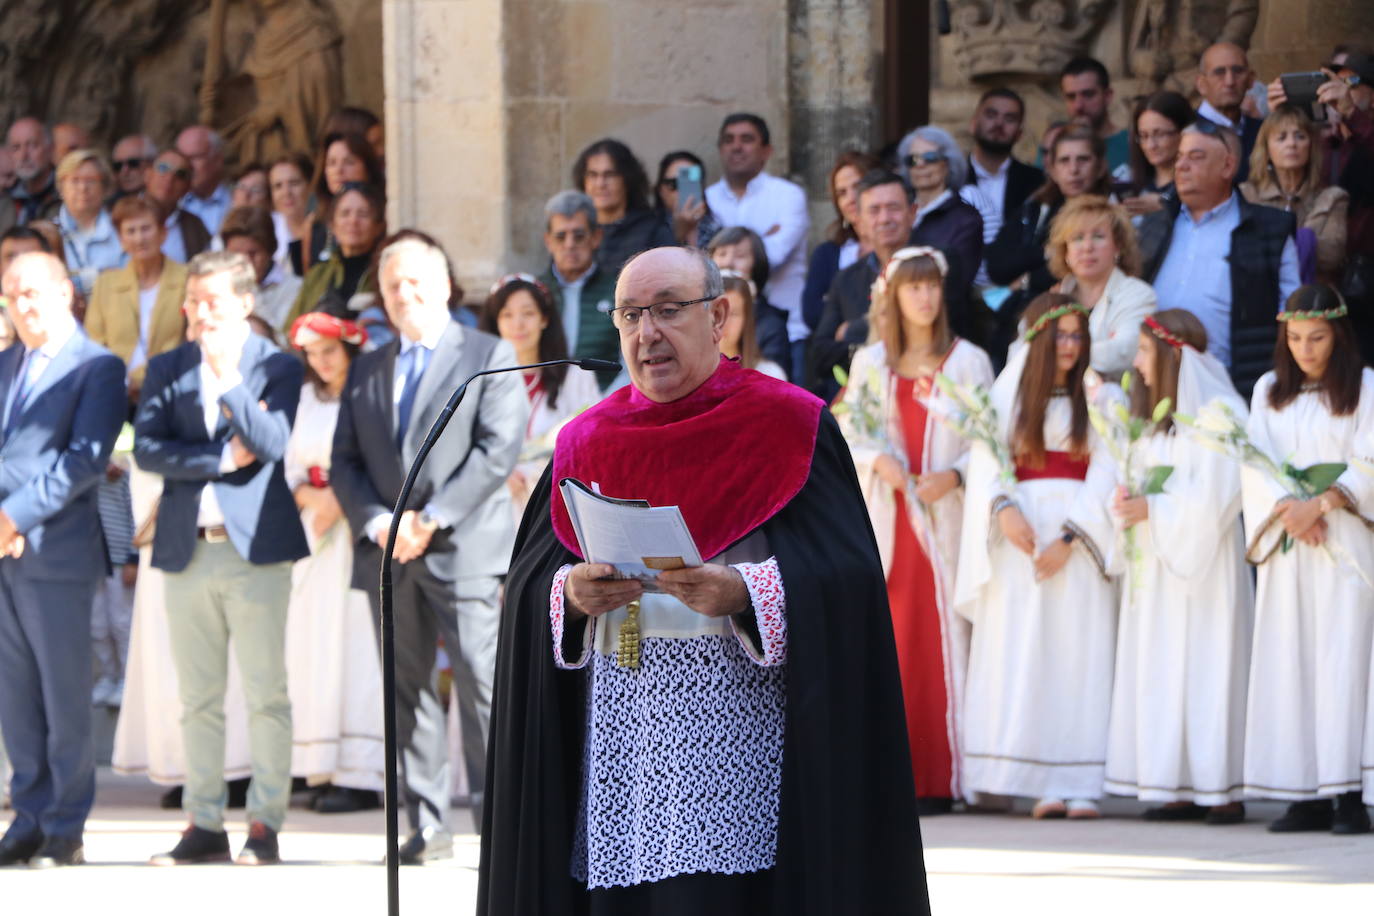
1015, 450, 1089, 482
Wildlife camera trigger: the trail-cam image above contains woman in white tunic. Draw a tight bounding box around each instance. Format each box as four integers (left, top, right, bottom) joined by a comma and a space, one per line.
1045, 195, 1156, 381
839, 247, 993, 810
1242, 285, 1374, 834
479, 275, 602, 521
956, 293, 1118, 819
283, 312, 385, 812
1103, 309, 1252, 824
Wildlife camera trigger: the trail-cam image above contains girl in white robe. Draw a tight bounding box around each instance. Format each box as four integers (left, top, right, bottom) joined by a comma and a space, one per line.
1241, 286, 1374, 834
956, 293, 1119, 819
283, 313, 385, 811
1102, 310, 1252, 823
838, 247, 994, 808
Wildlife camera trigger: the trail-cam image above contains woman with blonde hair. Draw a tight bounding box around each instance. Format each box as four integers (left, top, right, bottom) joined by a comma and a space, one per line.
838, 246, 993, 812
55, 149, 123, 298
1240, 104, 1350, 285
1046, 194, 1156, 379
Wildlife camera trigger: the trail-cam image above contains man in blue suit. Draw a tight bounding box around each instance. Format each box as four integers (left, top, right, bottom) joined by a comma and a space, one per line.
134, 250, 308, 867
0, 251, 125, 868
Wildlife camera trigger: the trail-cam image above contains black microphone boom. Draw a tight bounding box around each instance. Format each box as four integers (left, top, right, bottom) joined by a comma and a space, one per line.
377, 356, 617, 915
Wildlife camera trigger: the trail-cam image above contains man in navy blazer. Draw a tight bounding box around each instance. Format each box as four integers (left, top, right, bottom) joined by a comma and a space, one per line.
134, 250, 308, 867
0, 252, 125, 868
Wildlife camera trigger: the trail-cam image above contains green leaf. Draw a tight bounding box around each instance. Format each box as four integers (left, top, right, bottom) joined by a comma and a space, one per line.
1141, 465, 1174, 495
1285, 462, 1347, 495
1121, 371, 1132, 394
1151, 396, 1173, 424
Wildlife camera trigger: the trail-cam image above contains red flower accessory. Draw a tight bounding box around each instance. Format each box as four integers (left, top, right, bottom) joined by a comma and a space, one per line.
1144, 315, 1186, 350
288, 312, 368, 349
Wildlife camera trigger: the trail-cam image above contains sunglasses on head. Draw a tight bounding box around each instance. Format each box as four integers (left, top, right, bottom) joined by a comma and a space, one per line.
154, 161, 191, 181
904, 151, 947, 167
114, 158, 146, 171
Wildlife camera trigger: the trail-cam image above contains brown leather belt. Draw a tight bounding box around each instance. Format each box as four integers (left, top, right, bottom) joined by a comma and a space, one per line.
197, 525, 229, 543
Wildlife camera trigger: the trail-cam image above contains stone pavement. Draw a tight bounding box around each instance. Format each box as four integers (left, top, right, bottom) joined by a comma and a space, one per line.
3, 771, 1371, 915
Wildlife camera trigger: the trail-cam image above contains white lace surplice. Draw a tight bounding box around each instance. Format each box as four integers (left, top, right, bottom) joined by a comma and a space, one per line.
548, 533, 787, 889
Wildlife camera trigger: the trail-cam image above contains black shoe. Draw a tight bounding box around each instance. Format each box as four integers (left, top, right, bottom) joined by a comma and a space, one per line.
1268, 799, 1334, 833
226, 778, 250, 810
1332, 792, 1371, 835
159, 786, 183, 810
915, 797, 955, 816
0, 830, 42, 866
149, 825, 232, 865
235, 822, 280, 865
28, 835, 84, 868
397, 826, 453, 865
314, 786, 381, 814
1205, 802, 1246, 826
1143, 803, 1206, 822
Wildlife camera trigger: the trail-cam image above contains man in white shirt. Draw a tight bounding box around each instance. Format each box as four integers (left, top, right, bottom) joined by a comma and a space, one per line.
705, 113, 810, 381
135, 251, 309, 867
175, 126, 233, 236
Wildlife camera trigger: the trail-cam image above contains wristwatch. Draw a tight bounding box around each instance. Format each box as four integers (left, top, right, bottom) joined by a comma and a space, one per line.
1318, 494, 1335, 515
416, 510, 440, 532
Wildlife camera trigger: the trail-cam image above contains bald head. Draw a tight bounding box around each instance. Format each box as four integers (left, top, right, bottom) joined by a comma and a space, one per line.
2, 251, 74, 349
616, 246, 728, 403
175, 125, 225, 196
1197, 42, 1253, 119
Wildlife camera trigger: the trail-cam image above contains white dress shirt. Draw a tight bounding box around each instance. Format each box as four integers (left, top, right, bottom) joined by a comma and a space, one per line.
705, 172, 811, 341
195, 339, 247, 528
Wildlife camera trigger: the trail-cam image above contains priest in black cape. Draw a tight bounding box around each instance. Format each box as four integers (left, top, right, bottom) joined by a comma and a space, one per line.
478, 247, 929, 915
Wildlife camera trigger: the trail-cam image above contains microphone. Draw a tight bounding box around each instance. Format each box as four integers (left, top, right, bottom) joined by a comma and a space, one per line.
376, 356, 617, 915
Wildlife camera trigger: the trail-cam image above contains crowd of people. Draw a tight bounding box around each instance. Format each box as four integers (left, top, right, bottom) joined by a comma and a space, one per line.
0, 37, 1370, 894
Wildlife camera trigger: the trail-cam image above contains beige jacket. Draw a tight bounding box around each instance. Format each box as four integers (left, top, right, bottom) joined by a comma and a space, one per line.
1240, 181, 1349, 283
85, 259, 188, 389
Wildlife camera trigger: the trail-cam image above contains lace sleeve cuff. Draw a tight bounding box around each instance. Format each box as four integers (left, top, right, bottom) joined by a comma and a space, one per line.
729, 557, 787, 667
550, 563, 594, 669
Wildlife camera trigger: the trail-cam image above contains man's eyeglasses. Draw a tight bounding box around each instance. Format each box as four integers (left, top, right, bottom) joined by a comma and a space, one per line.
154, 162, 191, 182
608, 295, 716, 331
904, 151, 947, 167
114, 158, 146, 172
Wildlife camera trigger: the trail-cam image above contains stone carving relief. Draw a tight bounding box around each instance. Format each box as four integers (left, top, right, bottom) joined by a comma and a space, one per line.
1128, 0, 1259, 93
202, 0, 344, 164
950, 0, 1117, 80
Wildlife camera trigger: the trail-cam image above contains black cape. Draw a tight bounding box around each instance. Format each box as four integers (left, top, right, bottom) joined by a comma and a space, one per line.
477, 411, 930, 915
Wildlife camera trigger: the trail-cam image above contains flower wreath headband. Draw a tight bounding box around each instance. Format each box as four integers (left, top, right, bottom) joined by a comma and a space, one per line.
1022, 302, 1089, 342
489, 272, 551, 298
1276, 288, 1349, 322
1144, 314, 1189, 350
870, 245, 950, 300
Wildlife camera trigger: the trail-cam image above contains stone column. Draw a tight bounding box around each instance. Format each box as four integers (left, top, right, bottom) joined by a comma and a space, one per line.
383, 0, 510, 293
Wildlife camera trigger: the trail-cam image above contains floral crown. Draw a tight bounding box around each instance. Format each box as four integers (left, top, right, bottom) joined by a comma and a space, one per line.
288, 312, 368, 349
870, 246, 950, 300
1144, 314, 1187, 350
489, 272, 550, 298
1277, 289, 1349, 322
1022, 302, 1089, 342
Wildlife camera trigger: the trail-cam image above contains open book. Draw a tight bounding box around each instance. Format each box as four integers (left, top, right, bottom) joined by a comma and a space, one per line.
558, 477, 703, 588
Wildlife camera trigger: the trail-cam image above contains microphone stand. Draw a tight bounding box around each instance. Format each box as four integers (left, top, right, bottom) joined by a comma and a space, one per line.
378, 356, 618, 916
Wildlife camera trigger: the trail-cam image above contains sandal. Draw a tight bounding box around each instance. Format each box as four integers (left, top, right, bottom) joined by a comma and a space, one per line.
1066, 799, 1101, 819
1032, 797, 1067, 819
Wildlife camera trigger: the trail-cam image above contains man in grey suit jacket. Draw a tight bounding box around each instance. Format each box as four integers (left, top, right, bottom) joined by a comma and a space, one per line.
0, 252, 125, 868
332, 234, 527, 863
134, 250, 309, 867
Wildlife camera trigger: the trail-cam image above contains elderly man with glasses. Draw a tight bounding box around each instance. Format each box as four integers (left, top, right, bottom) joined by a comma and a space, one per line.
480, 244, 930, 914
538, 190, 621, 389
142, 150, 211, 265
109, 135, 158, 204
1194, 42, 1263, 181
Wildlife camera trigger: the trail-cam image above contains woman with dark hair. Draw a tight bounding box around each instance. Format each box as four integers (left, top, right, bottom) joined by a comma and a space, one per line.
479, 274, 601, 514
801, 150, 881, 331
282, 312, 385, 814
718, 270, 786, 379
1118, 91, 1192, 217
985, 127, 1112, 367
269, 151, 327, 276
288, 182, 386, 328
311, 132, 385, 214
653, 150, 720, 249
1104, 309, 1251, 825
838, 247, 993, 813
572, 138, 675, 276
1241, 284, 1374, 835
956, 291, 1118, 821
708, 225, 791, 375
1241, 104, 1350, 284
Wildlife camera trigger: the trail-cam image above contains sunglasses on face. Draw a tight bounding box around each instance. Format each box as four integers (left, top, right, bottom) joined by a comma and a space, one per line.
154, 161, 191, 181
904, 151, 947, 167
114, 158, 146, 171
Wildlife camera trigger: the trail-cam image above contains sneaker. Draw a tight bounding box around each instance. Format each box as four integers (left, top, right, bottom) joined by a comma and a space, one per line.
235, 822, 280, 865
149, 825, 231, 865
